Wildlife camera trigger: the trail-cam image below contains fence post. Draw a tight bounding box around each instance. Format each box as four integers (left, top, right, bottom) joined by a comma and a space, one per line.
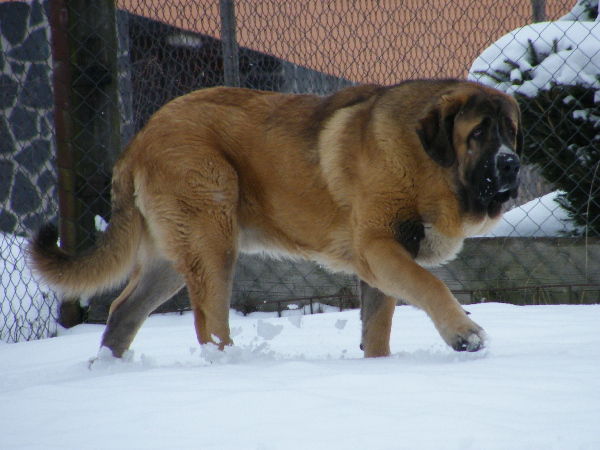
531, 0, 546, 23
49, 0, 76, 254
50, 0, 122, 254
49, 0, 122, 327
220, 0, 240, 87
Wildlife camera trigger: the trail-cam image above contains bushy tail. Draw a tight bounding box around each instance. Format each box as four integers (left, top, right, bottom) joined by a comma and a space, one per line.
28, 173, 143, 299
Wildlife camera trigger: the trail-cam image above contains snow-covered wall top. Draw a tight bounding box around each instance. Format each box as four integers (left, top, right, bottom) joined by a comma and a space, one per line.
469, 21, 600, 101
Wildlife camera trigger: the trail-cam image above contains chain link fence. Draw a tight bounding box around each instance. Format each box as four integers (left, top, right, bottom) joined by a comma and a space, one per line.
1, 0, 599, 342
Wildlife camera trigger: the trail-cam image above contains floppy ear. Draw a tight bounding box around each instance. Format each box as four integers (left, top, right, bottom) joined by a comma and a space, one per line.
415, 100, 459, 168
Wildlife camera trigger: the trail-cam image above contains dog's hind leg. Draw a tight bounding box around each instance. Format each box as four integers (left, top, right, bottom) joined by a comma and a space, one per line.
139, 148, 240, 351
100, 259, 185, 357
359, 280, 397, 357
178, 225, 238, 350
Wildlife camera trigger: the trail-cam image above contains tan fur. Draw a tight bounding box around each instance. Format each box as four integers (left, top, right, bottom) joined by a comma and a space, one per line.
29, 80, 522, 357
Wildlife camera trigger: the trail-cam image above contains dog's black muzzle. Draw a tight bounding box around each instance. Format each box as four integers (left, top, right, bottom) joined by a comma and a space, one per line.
496, 152, 521, 196
474, 150, 521, 210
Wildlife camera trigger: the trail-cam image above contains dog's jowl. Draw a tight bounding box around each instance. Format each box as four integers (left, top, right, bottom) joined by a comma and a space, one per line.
29, 79, 521, 358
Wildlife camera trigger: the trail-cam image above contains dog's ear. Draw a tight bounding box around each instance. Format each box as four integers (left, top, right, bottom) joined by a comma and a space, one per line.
415, 97, 461, 168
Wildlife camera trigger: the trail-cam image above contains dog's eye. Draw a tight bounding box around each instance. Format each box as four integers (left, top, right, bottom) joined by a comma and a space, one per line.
471, 118, 491, 139
503, 118, 517, 139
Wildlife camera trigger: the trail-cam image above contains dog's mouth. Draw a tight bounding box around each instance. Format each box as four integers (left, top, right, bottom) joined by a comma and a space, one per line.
490, 189, 511, 205
473, 178, 519, 212
481, 185, 518, 216
496, 182, 520, 199
475, 159, 520, 210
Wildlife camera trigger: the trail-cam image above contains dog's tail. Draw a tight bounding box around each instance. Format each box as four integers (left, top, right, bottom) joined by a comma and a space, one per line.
28, 166, 143, 299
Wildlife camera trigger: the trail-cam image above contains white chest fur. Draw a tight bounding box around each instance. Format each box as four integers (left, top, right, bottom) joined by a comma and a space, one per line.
416, 214, 501, 268
415, 225, 464, 268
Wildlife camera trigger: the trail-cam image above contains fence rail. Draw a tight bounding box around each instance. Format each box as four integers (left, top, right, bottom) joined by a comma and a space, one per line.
455, 284, 600, 305
1, 0, 599, 343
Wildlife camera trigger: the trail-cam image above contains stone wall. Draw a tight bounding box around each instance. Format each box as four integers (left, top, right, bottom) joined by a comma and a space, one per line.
0, 0, 56, 235
0, 2, 138, 237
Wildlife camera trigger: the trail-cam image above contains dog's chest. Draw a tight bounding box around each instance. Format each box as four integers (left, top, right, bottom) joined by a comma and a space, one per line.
415, 214, 502, 267
415, 225, 465, 268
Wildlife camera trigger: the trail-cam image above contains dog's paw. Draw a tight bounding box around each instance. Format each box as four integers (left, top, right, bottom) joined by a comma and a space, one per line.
443, 320, 486, 352
452, 330, 486, 352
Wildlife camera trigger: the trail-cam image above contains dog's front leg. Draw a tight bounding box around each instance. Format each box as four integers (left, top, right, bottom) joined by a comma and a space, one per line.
359, 280, 397, 357
356, 237, 485, 352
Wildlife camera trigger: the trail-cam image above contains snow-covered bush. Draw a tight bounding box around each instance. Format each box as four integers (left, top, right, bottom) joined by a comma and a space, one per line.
469, 13, 600, 235
561, 0, 599, 21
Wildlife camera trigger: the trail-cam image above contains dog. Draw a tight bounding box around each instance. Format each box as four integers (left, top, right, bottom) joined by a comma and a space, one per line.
30, 79, 522, 358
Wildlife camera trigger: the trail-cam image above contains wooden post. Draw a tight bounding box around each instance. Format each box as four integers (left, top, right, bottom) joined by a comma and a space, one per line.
220, 0, 240, 87
50, 0, 122, 253
49, 0, 77, 253
49, 0, 122, 327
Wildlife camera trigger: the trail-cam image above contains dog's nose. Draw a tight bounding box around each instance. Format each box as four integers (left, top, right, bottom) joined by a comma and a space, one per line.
496, 153, 520, 189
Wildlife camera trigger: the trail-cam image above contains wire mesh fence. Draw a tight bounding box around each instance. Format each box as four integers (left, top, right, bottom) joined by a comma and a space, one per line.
1, 0, 599, 342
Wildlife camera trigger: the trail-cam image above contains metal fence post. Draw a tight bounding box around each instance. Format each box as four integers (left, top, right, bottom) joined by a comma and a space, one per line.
220, 0, 240, 88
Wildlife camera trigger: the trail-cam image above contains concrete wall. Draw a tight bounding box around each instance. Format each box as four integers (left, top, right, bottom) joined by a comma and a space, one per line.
431, 237, 600, 304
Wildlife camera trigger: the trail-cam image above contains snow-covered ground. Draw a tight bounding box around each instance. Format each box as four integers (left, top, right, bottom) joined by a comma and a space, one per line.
1, 304, 599, 449
0, 193, 593, 448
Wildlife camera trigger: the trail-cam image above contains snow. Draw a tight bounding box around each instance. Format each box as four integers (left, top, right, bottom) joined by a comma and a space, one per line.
0, 202, 593, 448
1, 304, 599, 449
469, 21, 600, 100
561, 0, 600, 22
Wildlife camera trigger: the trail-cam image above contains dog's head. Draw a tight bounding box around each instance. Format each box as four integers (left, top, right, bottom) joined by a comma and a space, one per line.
416, 84, 523, 217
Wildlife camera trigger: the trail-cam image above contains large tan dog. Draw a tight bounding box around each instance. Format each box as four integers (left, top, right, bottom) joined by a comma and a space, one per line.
30, 80, 522, 358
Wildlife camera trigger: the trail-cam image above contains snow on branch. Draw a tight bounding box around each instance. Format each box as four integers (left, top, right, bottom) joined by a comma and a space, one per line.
469, 21, 600, 101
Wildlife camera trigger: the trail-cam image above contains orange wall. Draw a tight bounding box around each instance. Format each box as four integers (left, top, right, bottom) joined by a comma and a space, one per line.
0, 0, 573, 83
117, 0, 573, 83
